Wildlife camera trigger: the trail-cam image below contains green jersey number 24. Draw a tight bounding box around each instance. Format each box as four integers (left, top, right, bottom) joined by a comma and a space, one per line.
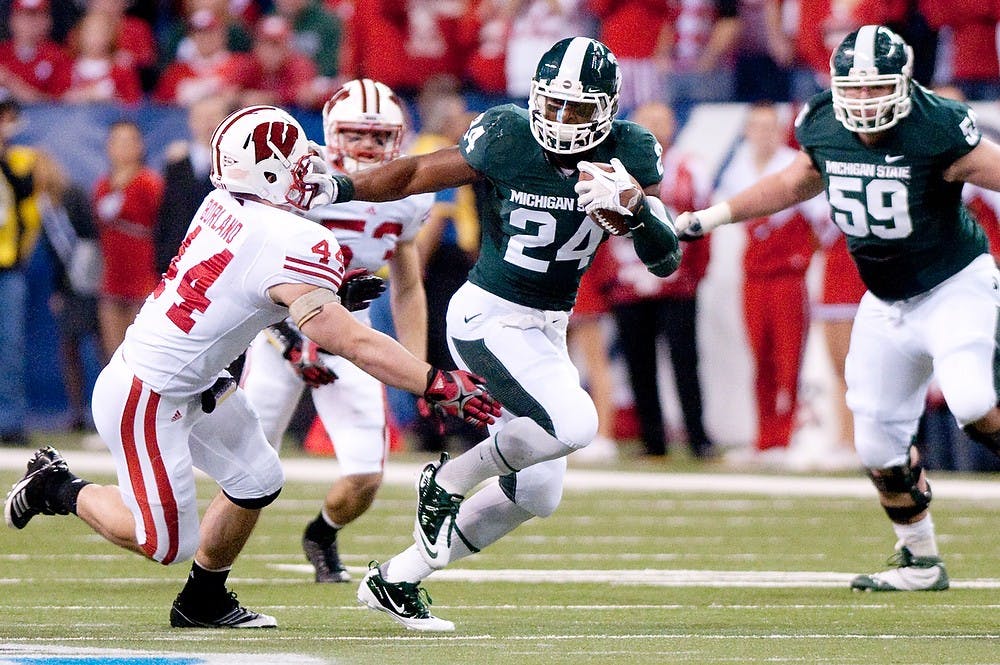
504, 207, 604, 272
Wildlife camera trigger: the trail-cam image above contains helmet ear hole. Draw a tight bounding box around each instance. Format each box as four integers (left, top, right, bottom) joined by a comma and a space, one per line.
264, 171, 277, 183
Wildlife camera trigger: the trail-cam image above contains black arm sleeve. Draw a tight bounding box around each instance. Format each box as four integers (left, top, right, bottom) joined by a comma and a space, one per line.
629, 198, 682, 278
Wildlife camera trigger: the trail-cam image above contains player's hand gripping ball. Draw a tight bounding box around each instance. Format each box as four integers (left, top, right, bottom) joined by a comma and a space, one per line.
575, 158, 643, 236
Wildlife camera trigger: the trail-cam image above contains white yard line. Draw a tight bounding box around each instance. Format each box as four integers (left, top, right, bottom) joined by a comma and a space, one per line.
2, 449, 998, 500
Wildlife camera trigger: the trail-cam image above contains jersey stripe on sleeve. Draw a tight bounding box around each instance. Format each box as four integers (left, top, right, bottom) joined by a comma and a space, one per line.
283, 256, 343, 289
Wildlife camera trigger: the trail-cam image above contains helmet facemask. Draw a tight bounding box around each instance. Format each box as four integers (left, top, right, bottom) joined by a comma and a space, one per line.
830, 25, 914, 134
529, 79, 617, 154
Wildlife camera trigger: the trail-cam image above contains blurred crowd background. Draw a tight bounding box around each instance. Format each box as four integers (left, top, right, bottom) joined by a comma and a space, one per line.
2, 0, 1000, 474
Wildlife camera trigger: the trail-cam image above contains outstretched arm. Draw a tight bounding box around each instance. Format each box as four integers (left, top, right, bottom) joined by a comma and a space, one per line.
270, 282, 429, 393
351, 147, 479, 201
267, 282, 502, 426
676, 150, 825, 237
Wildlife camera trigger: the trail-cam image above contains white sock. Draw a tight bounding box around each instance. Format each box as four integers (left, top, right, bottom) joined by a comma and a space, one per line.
381, 545, 434, 584
892, 514, 939, 557
436, 417, 575, 496
435, 435, 511, 496
449, 482, 533, 560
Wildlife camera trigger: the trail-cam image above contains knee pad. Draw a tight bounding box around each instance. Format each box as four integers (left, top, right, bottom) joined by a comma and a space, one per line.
496, 417, 576, 471
499, 458, 566, 517
223, 487, 282, 510
867, 453, 932, 523
551, 393, 599, 450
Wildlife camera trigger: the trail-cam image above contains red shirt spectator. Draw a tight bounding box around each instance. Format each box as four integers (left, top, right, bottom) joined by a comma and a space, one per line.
353, 0, 464, 94
63, 12, 142, 106
0, 0, 72, 102
93, 168, 163, 302
922, 0, 1000, 93
588, 0, 671, 111
92, 123, 163, 360
153, 9, 238, 107
456, 0, 510, 95
591, 0, 670, 59
219, 15, 333, 110
65, 0, 157, 72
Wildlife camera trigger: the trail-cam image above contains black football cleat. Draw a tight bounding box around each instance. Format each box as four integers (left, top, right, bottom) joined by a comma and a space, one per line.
4, 446, 71, 529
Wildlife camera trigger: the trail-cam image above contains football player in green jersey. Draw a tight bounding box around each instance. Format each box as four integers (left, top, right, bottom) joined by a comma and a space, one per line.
676, 25, 1000, 592
311, 36, 682, 630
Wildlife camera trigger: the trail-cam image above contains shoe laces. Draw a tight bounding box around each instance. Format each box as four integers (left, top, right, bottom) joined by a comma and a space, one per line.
368, 561, 435, 618
418, 455, 462, 532
397, 580, 435, 618
887, 546, 936, 569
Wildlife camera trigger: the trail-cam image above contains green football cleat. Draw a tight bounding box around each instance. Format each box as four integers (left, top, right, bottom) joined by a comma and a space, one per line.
850, 546, 950, 591
357, 561, 454, 631
413, 452, 463, 567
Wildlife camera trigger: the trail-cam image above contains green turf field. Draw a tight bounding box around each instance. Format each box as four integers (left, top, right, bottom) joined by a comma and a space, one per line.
1, 443, 998, 665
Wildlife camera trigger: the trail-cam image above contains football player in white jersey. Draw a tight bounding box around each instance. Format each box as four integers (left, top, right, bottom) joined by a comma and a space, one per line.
240, 79, 435, 583
3, 105, 500, 629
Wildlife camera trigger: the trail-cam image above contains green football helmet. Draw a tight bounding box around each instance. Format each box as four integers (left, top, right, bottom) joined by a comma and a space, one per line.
830, 25, 914, 134
529, 37, 621, 154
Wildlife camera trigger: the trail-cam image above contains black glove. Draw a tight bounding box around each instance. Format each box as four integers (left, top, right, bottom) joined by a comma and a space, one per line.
338, 268, 386, 312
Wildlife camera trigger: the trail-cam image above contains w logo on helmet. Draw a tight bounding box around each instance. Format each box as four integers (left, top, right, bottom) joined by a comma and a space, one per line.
251, 121, 300, 163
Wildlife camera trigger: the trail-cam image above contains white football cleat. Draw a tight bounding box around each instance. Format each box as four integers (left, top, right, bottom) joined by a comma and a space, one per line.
851, 546, 949, 591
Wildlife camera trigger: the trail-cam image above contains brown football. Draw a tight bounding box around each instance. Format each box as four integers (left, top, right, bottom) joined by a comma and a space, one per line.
578, 163, 635, 236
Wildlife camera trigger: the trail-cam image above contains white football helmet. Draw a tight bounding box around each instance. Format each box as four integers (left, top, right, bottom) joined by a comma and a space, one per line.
322, 78, 404, 173
210, 105, 318, 209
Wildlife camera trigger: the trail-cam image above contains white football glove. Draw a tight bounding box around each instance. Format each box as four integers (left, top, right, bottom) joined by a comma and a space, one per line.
574, 158, 643, 216
674, 203, 733, 240
299, 154, 340, 209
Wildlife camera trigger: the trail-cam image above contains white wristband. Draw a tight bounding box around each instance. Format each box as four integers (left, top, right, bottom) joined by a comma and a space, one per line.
697, 202, 733, 232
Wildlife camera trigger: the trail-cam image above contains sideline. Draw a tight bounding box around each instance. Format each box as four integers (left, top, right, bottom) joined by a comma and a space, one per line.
2, 448, 998, 500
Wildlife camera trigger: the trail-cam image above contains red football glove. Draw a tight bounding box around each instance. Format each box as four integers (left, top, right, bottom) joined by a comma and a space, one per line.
267, 321, 337, 388
286, 338, 338, 388
423, 369, 502, 428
